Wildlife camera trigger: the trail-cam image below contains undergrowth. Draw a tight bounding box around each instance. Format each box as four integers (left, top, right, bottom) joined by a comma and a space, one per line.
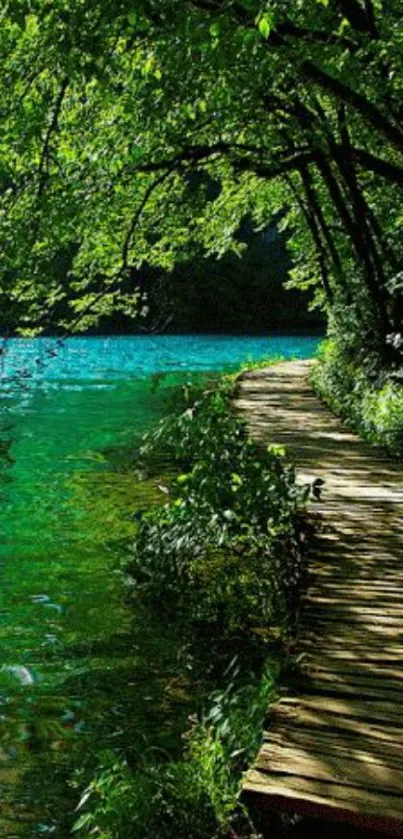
72, 374, 305, 839
312, 339, 403, 457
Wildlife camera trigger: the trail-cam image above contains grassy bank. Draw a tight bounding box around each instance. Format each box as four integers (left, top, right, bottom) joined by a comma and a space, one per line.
312, 340, 403, 457
72, 372, 306, 839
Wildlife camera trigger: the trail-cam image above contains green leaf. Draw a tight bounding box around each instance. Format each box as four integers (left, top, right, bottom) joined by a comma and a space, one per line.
257, 15, 272, 39
230, 473, 243, 486
243, 29, 259, 45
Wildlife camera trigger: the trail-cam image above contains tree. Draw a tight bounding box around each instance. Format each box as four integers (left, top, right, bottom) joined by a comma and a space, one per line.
0, 0, 402, 357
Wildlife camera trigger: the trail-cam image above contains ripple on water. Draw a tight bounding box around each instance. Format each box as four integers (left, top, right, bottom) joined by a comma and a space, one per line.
0, 334, 320, 834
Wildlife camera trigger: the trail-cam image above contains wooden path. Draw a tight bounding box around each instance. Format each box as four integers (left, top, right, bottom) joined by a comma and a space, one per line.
235, 360, 403, 835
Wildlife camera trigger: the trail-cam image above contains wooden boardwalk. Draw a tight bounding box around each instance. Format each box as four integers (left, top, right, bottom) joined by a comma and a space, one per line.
235, 360, 403, 835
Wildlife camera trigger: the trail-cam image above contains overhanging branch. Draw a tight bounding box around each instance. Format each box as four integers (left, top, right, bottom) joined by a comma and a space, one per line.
350, 147, 403, 185
301, 62, 403, 153
37, 76, 69, 199
64, 168, 175, 336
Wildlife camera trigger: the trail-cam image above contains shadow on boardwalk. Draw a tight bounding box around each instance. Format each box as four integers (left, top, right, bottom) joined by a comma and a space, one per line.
235, 361, 403, 837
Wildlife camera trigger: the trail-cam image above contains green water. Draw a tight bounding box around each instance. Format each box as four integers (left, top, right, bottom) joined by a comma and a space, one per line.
0, 335, 320, 835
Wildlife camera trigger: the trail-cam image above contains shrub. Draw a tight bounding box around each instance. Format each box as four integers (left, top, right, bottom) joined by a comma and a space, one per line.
72, 375, 305, 839
72, 753, 219, 839
312, 339, 403, 456
72, 662, 275, 839
129, 382, 302, 635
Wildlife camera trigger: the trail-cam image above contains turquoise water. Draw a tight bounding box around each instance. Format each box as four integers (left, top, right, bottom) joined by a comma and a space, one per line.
0, 335, 319, 835
2, 334, 320, 382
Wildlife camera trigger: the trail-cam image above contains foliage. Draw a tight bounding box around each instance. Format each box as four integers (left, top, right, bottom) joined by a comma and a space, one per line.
72, 374, 304, 838
0, 0, 402, 362
72, 752, 219, 839
312, 338, 403, 455
72, 662, 274, 839
129, 378, 302, 635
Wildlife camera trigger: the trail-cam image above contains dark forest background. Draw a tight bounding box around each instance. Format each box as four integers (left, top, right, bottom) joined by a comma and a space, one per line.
98, 223, 324, 335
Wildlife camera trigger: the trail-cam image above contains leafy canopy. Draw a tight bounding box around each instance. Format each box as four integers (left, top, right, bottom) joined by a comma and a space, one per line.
0, 0, 402, 353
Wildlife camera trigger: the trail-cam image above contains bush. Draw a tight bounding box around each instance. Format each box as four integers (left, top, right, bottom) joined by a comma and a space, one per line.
72, 753, 219, 839
129, 381, 302, 635
72, 376, 305, 839
312, 339, 403, 456
72, 662, 275, 839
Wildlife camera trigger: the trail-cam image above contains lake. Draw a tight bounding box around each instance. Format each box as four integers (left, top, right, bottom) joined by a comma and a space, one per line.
0, 334, 320, 835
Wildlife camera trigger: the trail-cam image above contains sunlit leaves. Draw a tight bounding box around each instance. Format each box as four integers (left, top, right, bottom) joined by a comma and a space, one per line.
132, 378, 302, 631
0, 0, 402, 346
256, 13, 273, 39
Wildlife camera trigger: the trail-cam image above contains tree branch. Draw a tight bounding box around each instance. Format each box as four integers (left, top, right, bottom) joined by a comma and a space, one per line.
63, 168, 175, 336
263, 89, 403, 186
132, 143, 317, 181
272, 20, 356, 51
234, 151, 319, 179
302, 62, 403, 152
121, 168, 174, 269
188, 2, 402, 153
364, 0, 379, 37
285, 173, 333, 303
349, 147, 403, 185
37, 76, 69, 199
132, 142, 269, 173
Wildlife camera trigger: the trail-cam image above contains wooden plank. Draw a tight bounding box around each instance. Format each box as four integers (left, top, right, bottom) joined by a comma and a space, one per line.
306, 575, 403, 586
308, 547, 403, 558
271, 705, 403, 743
303, 597, 403, 615
237, 360, 403, 830
304, 614, 403, 630
277, 696, 403, 725
300, 640, 403, 657
301, 659, 403, 680
299, 642, 403, 662
307, 571, 403, 585
304, 615, 403, 630
255, 746, 403, 795
307, 568, 403, 579
300, 666, 403, 691
244, 769, 403, 822
307, 586, 403, 599
295, 676, 403, 702
263, 730, 403, 769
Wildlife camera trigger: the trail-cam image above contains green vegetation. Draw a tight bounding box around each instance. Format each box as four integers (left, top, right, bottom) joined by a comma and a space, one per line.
71, 376, 305, 838
312, 338, 403, 455
0, 0, 402, 372
1, 0, 403, 831
133, 379, 301, 632
72, 668, 274, 839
